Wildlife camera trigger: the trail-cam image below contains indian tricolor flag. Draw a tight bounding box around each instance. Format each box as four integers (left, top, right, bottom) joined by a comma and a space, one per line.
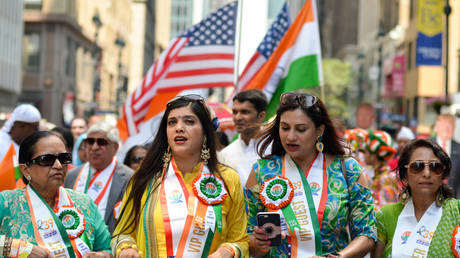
0, 143, 20, 190
243, 0, 322, 118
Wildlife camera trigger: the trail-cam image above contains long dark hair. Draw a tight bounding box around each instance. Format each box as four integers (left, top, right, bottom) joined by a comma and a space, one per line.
397, 138, 455, 198
115, 97, 222, 235
258, 94, 345, 158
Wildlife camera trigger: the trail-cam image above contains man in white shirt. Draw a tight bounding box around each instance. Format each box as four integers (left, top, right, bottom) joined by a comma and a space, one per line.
433, 114, 460, 197
0, 104, 41, 189
219, 90, 267, 186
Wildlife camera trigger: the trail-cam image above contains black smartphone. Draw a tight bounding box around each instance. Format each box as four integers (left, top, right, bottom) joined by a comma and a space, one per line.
257, 212, 282, 246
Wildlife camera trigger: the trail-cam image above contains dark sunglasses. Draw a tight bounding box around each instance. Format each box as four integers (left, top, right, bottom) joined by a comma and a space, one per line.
405, 161, 445, 175
28, 152, 72, 166
85, 137, 110, 146
131, 156, 145, 163
167, 94, 205, 107
280, 92, 318, 108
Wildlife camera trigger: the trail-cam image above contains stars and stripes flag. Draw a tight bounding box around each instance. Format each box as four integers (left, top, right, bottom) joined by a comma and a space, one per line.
118, 1, 238, 141
227, 2, 290, 106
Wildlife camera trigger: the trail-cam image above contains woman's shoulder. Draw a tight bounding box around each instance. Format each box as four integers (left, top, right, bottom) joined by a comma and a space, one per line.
377, 202, 404, 217
443, 198, 460, 213
65, 188, 94, 205
0, 188, 26, 203
217, 164, 242, 183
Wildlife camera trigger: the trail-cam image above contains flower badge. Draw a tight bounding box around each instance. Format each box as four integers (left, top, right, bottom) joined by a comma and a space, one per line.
56, 206, 86, 239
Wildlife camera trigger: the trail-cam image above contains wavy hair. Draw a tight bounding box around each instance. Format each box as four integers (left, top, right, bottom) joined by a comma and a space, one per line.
397, 138, 454, 199
115, 97, 223, 236
257, 94, 345, 158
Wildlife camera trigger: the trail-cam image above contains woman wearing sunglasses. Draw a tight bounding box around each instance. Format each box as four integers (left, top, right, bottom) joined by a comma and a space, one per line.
112, 95, 249, 258
246, 92, 376, 257
123, 145, 148, 171
373, 139, 460, 257
0, 131, 111, 257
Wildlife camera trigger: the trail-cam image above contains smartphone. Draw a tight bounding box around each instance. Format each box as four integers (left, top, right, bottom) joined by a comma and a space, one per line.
257, 212, 282, 246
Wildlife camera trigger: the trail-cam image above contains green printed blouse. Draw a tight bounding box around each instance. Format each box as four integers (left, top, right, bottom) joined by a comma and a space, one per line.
0, 188, 111, 252
245, 155, 377, 256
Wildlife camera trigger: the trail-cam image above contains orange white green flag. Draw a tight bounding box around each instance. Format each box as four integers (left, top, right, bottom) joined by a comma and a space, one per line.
0, 143, 20, 190
242, 0, 322, 118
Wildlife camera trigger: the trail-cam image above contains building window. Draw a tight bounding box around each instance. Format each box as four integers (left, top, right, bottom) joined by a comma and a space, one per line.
23, 32, 41, 73
24, 0, 42, 10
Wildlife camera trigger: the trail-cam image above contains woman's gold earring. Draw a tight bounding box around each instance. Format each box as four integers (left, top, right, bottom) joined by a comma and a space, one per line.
316, 135, 324, 152
200, 136, 210, 165
399, 187, 410, 204
436, 187, 444, 206
162, 146, 171, 168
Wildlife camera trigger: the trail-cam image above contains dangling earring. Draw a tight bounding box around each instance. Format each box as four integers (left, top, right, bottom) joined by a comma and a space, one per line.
399, 187, 410, 204
162, 146, 171, 168
25, 174, 31, 182
316, 135, 324, 152
436, 187, 444, 206
200, 136, 210, 165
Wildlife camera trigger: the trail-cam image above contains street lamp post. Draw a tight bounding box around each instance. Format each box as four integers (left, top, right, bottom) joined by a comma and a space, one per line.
92, 13, 103, 112
376, 23, 385, 129
444, 0, 451, 98
115, 37, 125, 116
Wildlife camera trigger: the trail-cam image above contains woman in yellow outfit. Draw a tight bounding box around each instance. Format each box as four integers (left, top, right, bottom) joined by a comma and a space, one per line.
112, 95, 249, 258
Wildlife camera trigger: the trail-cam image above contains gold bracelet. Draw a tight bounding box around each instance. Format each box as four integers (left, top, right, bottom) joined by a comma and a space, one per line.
221, 244, 237, 257
116, 242, 139, 257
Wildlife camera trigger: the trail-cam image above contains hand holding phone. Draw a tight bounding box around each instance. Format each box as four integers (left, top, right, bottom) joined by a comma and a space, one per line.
256, 212, 282, 246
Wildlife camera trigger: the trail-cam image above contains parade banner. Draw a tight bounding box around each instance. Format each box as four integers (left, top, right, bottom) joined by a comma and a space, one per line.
416, 0, 443, 66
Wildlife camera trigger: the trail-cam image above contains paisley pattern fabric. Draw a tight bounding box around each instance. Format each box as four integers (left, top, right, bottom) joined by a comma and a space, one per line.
245, 155, 377, 256
0, 188, 111, 252
376, 198, 460, 257
371, 162, 400, 210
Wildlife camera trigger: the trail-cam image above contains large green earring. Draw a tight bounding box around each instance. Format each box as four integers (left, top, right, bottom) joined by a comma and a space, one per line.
316, 135, 324, 152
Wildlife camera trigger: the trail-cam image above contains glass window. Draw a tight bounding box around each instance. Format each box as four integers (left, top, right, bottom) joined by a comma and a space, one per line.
23, 32, 41, 73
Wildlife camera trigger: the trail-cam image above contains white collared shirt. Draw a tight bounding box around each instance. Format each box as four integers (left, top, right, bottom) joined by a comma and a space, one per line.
218, 135, 263, 187
436, 137, 452, 157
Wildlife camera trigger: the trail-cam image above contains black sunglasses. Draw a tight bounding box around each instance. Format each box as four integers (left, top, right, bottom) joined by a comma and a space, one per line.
130, 156, 145, 163
405, 160, 445, 175
280, 92, 318, 108
167, 94, 205, 107
28, 152, 72, 166
85, 137, 110, 146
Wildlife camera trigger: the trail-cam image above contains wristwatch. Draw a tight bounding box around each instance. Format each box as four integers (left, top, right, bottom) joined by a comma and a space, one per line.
327, 253, 342, 258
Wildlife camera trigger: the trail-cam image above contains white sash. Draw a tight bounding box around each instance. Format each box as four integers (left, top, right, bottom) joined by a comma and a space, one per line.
281, 154, 324, 257
392, 199, 442, 257
26, 185, 90, 257
74, 158, 117, 218
162, 162, 216, 257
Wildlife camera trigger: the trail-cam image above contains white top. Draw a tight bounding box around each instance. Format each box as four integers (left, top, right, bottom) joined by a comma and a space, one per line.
0, 131, 17, 163
218, 135, 263, 187
436, 137, 452, 157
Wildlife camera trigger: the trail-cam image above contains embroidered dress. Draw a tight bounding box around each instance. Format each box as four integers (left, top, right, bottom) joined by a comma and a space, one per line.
245, 155, 376, 256
112, 162, 249, 257
0, 188, 111, 253
370, 162, 399, 209
376, 198, 460, 257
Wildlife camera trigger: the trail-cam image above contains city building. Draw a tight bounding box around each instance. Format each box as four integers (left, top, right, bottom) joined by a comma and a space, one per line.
22, 0, 133, 125
0, 0, 23, 113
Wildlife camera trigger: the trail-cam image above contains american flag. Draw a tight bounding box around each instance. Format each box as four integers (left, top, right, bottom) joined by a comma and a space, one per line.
228, 3, 290, 106
121, 2, 237, 136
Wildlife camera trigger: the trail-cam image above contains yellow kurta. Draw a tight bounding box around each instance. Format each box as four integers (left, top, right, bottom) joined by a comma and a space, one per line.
112, 162, 249, 257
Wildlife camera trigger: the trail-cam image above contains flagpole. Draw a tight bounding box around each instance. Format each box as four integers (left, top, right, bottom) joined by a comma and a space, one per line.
234, 0, 244, 87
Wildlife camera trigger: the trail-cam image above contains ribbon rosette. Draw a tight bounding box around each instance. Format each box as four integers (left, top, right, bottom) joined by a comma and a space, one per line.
193, 173, 228, 233
259, 176, 300, 232
56, 206, 86, 239
451, 225, 460, 257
